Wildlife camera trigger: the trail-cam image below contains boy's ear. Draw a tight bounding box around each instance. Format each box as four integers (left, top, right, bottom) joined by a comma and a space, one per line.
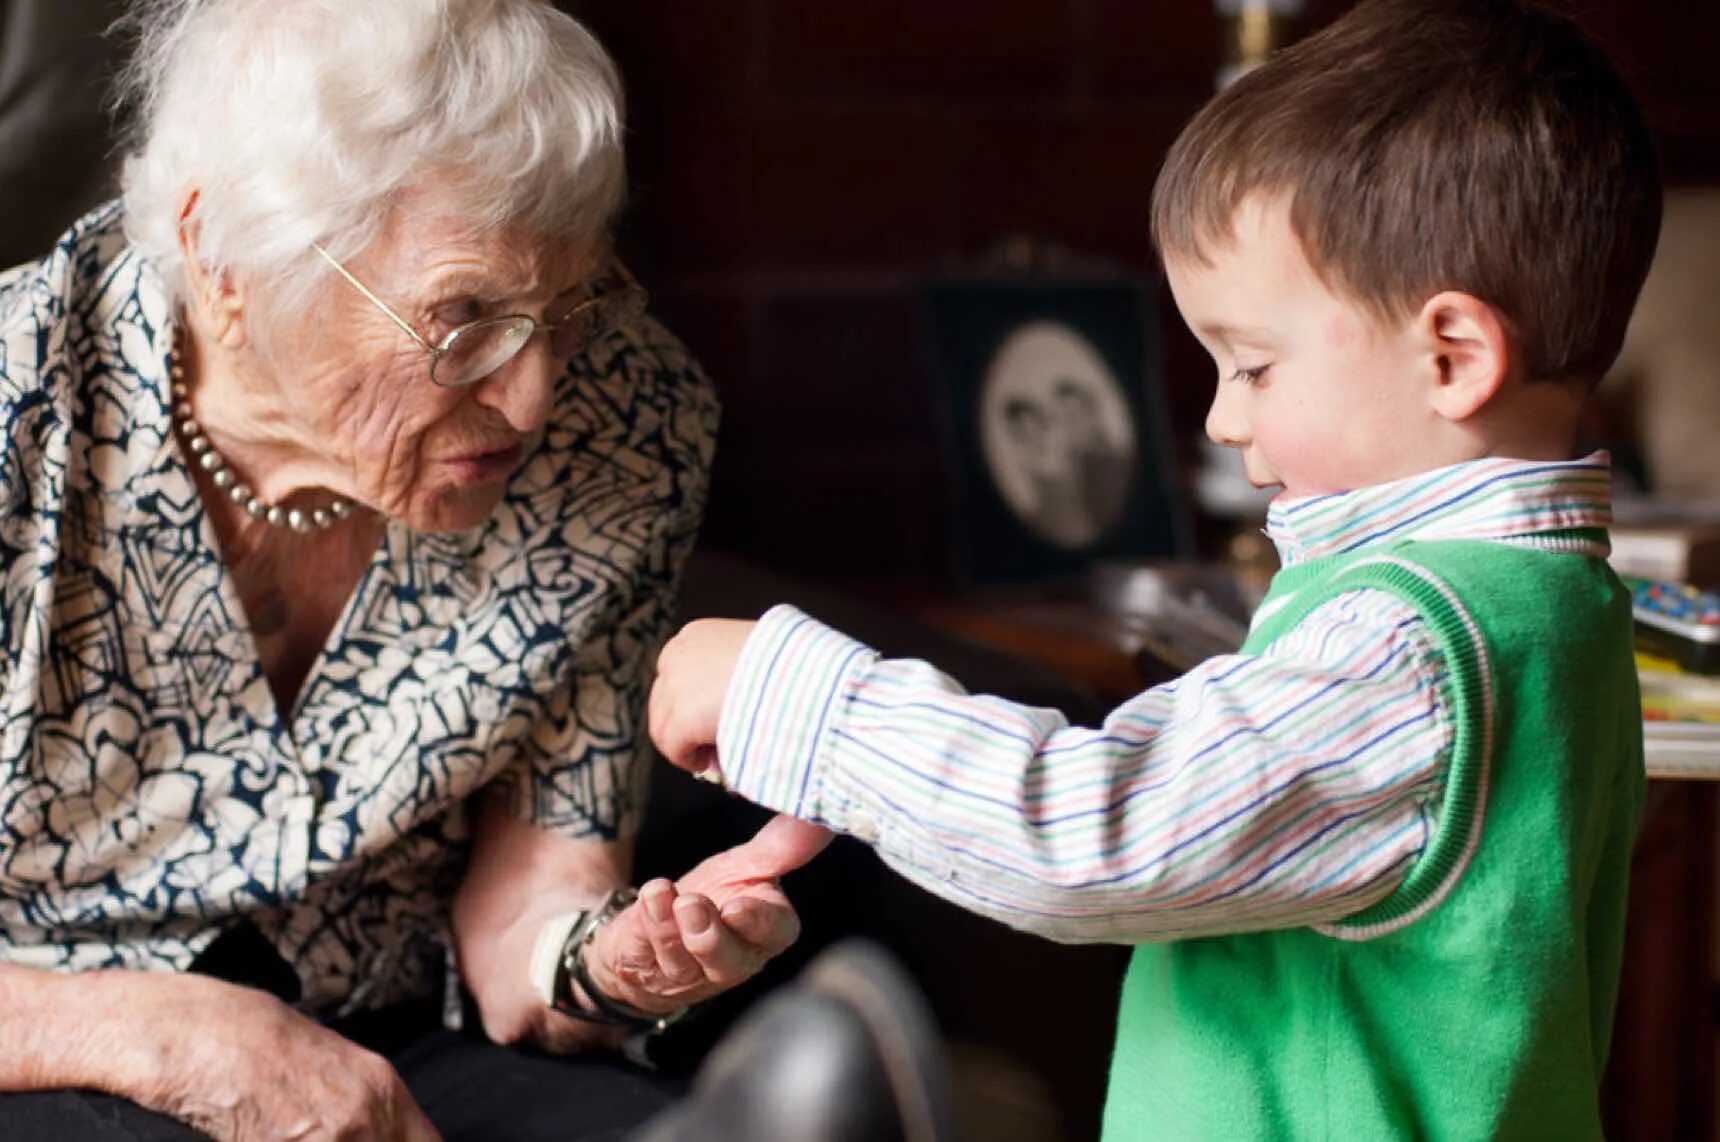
175, 188, 248, 351
1416, 291, 1511, 422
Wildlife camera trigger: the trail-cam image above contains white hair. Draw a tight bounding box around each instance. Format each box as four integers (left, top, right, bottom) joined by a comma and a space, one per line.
114, 0, 625, 350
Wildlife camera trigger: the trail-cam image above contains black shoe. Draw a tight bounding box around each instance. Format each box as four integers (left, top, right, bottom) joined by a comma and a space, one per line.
635, 940, 955, 1142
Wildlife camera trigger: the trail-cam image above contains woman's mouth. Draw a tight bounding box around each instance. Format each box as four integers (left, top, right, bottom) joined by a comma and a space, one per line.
443, 442, 523, 486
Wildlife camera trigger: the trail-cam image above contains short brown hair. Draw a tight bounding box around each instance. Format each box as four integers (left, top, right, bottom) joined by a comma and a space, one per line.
1152, 0, 1662, 384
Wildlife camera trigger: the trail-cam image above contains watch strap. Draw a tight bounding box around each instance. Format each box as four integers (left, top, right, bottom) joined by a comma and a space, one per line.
533, 888, 689, 1034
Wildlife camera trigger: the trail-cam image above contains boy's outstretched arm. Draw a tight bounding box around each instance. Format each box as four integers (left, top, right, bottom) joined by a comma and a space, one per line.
651, 597, 1456, 945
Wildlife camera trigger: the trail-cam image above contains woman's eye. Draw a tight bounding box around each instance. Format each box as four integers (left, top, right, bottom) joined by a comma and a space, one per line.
1229, 364, 1270, 386
436, 298, 487, 327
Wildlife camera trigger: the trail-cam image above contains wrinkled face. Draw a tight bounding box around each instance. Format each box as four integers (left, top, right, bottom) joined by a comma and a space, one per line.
1165, 196, 1441, 498
271, 185, 596, 532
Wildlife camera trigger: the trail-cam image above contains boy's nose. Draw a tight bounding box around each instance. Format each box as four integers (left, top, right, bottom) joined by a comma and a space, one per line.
1205, 384, 1250, 448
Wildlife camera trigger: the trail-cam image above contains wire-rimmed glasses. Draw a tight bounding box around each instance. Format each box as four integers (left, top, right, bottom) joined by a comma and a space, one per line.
312, 243, 647, 388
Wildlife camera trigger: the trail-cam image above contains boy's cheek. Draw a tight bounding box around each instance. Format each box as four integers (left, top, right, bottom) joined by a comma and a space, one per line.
1251, 413, 1315, 485
1257, 419, 1368, 496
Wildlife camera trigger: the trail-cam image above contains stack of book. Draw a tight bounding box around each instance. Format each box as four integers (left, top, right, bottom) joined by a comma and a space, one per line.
1610, 520, 1720, 779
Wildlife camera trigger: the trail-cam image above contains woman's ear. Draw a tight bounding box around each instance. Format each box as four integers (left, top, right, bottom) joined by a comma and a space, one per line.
1417, 291, 1511, 423
175, 188, 248, 350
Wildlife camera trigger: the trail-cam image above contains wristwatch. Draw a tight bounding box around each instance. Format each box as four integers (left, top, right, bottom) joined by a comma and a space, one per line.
528, 887, 689, 1035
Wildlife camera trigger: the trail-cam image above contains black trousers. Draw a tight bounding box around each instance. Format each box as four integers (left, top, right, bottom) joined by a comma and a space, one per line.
0, 1019, 685, 1141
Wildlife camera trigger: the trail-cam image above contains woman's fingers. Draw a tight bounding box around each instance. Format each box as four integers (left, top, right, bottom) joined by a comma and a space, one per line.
718, 894, 801, 954
639, 878, 703, 986
594, 889, 797, 1010
674, 894, 764, 988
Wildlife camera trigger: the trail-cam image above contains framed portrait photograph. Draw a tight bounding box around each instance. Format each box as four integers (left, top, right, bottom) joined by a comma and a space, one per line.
922, 275, 1188, 585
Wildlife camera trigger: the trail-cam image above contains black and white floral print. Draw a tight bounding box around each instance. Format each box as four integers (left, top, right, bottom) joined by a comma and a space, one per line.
0, 204, 716, 1013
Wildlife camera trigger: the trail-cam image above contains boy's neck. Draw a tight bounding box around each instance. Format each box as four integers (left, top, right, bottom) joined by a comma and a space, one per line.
1476, 378, 1586, 464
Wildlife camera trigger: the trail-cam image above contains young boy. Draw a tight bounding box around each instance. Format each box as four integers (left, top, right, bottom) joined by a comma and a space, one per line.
648, 1, 1660, 1136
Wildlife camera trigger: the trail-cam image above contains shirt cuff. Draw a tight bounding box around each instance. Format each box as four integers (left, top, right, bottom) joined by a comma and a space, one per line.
716, 604, 876, 822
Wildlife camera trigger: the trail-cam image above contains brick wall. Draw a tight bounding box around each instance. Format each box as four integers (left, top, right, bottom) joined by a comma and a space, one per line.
571, 1, 1720, 586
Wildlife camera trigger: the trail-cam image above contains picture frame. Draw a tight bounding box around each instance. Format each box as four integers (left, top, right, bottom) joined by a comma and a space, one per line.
921, 274, 1189, 586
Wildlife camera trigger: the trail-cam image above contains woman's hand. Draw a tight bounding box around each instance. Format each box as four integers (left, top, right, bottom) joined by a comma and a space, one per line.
583, 814, 832, 1014
122, 972, 439, 1141
451, 802, 634, 1054
452, 801, 827, 1050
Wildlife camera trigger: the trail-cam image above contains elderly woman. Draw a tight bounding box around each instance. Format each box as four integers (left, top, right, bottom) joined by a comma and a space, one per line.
0, 1, 824, 1138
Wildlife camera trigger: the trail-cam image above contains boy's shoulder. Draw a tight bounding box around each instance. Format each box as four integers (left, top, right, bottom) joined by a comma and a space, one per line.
1266, 537, 1633, 669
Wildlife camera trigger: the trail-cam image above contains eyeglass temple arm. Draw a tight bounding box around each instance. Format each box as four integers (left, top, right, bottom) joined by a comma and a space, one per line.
542, 261, 646, 330
312, 243, 436, 352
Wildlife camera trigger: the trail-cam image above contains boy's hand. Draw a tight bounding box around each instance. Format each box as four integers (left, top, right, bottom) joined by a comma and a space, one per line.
650, 619, 757, 775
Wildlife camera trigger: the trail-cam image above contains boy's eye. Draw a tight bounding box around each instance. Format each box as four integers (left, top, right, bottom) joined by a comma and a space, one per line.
1229, 364, 1271, 386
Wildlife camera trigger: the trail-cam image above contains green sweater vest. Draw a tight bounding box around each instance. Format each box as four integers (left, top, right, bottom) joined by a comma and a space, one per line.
1103, 539, 1644, 1140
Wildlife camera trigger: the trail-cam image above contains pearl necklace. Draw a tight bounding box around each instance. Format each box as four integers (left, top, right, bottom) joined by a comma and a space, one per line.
169, 334, 354, 534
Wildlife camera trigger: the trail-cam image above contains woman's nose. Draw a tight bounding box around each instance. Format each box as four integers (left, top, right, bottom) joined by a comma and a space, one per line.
474, 345, 556, 434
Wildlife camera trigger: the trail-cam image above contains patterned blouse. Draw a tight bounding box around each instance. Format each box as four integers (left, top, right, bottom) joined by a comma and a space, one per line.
0, 204, 717, 1013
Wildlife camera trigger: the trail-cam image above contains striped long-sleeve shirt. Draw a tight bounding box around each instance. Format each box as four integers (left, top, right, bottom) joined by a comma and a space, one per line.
714, 454, 1613, 943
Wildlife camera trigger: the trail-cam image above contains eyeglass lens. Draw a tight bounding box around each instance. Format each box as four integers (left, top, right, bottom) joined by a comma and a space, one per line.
436, 316, 536, 387
430, 279, 645, 387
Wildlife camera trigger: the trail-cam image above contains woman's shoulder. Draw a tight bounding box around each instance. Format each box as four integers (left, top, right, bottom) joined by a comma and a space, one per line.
546, 308, 720, 482
1, 202, 151, 395
0, 204, 165, 514
491, 311, 718, 572
571, 310, 720, 430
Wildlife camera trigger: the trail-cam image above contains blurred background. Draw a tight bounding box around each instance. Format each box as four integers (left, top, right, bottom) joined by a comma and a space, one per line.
563, 6, 1720, 1139
5, 2, 1720, 1138
569, 7, 1720, 1139
559, 0, 1720, 588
